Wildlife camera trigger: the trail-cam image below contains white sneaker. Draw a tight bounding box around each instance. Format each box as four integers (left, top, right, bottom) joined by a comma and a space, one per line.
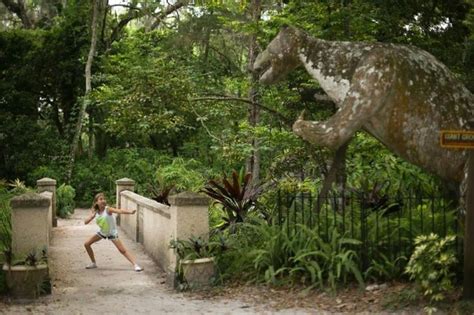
86, 262, 97, 269
134, 264, 143, 272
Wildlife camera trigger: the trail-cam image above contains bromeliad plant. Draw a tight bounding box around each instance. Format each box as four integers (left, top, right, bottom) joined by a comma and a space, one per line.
201, 170, 262, 232
148, 182, 174, 206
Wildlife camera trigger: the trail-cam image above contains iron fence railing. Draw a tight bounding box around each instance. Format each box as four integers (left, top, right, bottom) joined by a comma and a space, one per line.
272, 189, 462, 270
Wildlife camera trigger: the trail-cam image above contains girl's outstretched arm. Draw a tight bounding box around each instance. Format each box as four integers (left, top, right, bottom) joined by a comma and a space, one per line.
84, 209, 96, 225
108, 207, 136, 215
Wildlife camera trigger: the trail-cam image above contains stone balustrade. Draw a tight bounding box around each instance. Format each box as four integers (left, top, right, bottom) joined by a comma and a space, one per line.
116, 178, 209, 285
10, 191, 52, 260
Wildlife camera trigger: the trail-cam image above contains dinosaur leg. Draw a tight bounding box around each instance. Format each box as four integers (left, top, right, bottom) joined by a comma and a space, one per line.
293, 52, 397, 150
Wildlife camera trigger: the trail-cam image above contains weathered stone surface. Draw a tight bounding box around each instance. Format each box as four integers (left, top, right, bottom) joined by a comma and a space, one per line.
10, 192, 50, 208
116, 178, 135, 186
36, 178, 56, 186
168, 192, 210, 206
254, 26, 473, 184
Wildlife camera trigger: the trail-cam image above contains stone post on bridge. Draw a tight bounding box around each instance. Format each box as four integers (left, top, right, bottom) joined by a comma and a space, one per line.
37, 177, 57, 228
167, 192, 210, 286
10, 192, 51, 259
115, 178, 135, 226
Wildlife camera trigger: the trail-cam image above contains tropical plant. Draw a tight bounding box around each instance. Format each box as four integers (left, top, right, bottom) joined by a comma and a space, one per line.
214, 219, 363, 292
201, 170, 262, 231
364, 252, 407, 281
405, 233, 458, 314
170, 236, 213, 261
289, 228, 364, 292
170, 234, 230, 261
7, 179, 29, 194
148, 182, 174, 206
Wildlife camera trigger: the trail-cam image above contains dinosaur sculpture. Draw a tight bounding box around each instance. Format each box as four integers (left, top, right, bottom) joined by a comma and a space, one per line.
253, 26, 473, 185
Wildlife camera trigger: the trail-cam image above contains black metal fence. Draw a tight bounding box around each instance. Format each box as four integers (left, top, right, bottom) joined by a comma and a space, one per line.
273, 189, 463, 270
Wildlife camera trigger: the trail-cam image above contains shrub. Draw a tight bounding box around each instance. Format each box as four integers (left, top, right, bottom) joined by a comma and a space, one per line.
170, 235, 221, 261
404, 233, 457, 314
214, 219, 363, 292
0, 181, 13, 252
155, 158, 205, 193
56, 184, 76, 218
28, 165, 64, 186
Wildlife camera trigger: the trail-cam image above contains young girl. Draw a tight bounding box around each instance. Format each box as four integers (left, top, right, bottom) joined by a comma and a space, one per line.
83, 192, 143, 272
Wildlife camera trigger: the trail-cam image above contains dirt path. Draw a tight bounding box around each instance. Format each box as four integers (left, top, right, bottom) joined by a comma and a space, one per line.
1, 209, 316, 314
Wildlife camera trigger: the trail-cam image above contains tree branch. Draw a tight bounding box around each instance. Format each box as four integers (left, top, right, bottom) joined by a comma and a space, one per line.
66, 0, 100, 183
190, 95, 292, 126
188, 105, 222, 144
149, 1, 188, 30
1, 0, 33, 28
106, 1, 188, 48
108, 5, 143, 47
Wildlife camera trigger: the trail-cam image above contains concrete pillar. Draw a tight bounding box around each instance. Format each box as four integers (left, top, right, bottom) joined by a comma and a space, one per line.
37, 178, 57, 228
167, 192, 209, 286
10, 192, 50, 259
116, 178, 135, 226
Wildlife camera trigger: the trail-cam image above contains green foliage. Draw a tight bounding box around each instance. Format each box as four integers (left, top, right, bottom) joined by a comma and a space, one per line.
0, 1, 88, 180
0, 183, 12, 253
170, 235, 224, 261
0, 179, 36, 263
70, 148, 171, 203
7, 179, 30, 194
405, 233, 458, 313
214, 219, 363, 292
56, 184, 76, 218
147, 182, 174, 206
364, 253, 407, 282
155, 158, 205, 193
28, 165, 65, 186
62, 149, 210, 204
170, 233, 229, 290
202, 170, 261, 231
0, 114, 68, 182
92, 30, 197, 149
347, 132, 441, 196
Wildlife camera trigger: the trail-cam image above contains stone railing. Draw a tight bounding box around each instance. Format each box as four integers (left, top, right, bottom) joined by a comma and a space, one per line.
8, 177, 57, 260
115, 178, 209, 284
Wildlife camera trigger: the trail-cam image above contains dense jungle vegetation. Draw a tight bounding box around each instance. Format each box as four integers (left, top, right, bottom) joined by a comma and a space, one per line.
1, 0, 474, 311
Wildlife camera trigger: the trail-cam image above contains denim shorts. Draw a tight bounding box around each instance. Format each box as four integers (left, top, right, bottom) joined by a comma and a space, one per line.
97, 231, 119, 240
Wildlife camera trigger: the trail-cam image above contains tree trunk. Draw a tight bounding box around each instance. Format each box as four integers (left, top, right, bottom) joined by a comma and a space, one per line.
317, 140, 350, 201
65, 0, 101, 183
317, 0, 352, 201
1, 0, 34, 28
87, 107, 94, 159
245, 0, 261, 184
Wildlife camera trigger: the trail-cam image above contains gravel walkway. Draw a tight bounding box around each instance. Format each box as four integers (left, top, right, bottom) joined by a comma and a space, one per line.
0, 209, 316, 314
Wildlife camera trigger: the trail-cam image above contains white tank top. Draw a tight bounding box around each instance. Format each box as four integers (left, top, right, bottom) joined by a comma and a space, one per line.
95, 206, 118, 237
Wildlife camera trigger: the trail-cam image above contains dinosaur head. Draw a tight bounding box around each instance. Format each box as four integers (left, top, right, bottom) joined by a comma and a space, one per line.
253, 26, 302, 84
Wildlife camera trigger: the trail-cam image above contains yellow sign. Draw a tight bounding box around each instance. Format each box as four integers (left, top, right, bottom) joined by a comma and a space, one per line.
440, 130, 474, 149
